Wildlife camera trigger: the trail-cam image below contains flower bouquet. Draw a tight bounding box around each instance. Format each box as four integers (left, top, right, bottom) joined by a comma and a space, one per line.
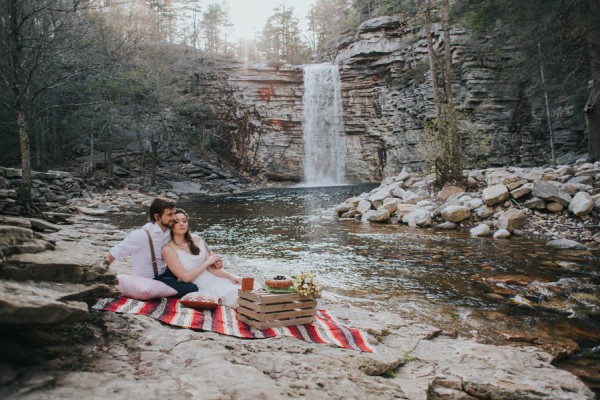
291, 272, 322, 299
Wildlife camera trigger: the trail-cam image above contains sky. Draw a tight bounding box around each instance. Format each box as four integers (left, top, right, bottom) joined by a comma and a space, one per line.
222, 0, 317, 41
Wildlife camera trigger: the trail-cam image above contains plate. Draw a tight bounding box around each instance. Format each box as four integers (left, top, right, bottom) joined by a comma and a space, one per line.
263, 285, 296, 293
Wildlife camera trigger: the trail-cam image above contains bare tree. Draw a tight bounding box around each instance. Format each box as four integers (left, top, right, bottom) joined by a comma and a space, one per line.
1, 0, 98, 212
424, 0, 462, 184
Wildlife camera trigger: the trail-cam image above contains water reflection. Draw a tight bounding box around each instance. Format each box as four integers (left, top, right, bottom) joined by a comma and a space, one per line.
112, 185, 600, 387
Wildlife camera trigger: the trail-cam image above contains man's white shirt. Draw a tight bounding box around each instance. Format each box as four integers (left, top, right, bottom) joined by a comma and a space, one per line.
109, 221, 171, 278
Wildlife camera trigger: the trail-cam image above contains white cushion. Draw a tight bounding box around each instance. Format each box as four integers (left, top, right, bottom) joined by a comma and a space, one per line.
116, 274, 177, 300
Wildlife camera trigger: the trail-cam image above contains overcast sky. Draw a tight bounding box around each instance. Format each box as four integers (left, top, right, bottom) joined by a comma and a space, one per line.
223, 0, 317, 41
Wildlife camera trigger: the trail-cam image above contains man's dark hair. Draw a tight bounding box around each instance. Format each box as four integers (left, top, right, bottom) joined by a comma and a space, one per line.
148, 197, 176, 223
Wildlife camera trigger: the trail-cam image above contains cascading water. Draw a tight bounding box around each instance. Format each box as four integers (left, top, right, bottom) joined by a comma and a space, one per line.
301, 64, 346, 186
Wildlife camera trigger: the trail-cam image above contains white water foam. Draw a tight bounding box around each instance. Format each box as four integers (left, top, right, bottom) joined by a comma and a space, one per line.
301, 63, 346, 187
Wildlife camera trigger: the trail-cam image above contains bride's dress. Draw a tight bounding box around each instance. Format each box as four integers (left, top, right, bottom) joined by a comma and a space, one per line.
175, 240, 240, 308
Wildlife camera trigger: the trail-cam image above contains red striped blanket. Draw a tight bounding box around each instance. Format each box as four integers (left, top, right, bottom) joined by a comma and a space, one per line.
92, 297, 373, 352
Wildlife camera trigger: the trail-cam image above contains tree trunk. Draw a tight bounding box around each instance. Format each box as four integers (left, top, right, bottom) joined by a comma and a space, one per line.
8, 0, 33, 212
441, 0, 462, 179
425, 0, 442, 117
16, 103, 33, 211
584, 0, 600, 162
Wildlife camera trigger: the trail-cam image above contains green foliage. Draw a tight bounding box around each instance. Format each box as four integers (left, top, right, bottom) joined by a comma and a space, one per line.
380, 369, 395, 378
416, 104, 464, 183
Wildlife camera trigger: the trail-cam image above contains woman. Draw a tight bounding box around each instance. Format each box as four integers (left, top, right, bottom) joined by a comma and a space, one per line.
163, 208, 242, 308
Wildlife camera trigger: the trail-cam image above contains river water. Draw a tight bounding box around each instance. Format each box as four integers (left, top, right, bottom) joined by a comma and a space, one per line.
114, 185, 600, 391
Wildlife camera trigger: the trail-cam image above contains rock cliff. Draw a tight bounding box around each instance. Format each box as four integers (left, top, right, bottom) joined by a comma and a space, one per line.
198, 16, 586, 184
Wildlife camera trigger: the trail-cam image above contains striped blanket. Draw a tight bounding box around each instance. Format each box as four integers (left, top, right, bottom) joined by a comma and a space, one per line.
92, 297, 374, 352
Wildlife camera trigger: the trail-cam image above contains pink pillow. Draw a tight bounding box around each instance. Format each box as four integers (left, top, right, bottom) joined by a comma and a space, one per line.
116, 274, 177, 300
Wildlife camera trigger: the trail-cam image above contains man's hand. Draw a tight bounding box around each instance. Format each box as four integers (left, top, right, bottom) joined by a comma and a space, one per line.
103, 252, 115, 267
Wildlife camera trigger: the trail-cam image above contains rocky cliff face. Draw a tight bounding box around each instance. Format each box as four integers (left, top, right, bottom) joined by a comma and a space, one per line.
200, 16, 586, 183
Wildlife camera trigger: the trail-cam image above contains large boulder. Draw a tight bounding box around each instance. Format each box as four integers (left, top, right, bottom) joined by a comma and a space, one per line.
395, 204, 418, 218
531, 180, 572, 206
497, 209, 527, 232
441, 205, 471, 223
568, 192, 594, 217
546, 239, 587, 250
482, 184, 509, 206
470, 224, 491, 237
402, 209, 432, 227
436, 186, 465, 203
356, 199, 372, 214
363, 209, 391, 222
169, 181, 205, 195
368, 188, 392, 208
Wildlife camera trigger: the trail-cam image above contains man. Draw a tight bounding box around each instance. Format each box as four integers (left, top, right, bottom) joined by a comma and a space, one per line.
105, 196, 198, 297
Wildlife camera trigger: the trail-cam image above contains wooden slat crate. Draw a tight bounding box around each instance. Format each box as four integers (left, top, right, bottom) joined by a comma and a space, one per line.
237, 290, 317, 329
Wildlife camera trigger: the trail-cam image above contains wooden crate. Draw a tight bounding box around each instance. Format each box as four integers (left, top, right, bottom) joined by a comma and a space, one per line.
237, 290, 317, 329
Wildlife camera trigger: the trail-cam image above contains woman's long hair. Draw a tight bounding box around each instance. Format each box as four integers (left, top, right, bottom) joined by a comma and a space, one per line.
172, 208, 200, 255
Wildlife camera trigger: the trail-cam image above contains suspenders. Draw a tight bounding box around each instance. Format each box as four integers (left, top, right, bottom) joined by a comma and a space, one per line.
143, 227, 159, 278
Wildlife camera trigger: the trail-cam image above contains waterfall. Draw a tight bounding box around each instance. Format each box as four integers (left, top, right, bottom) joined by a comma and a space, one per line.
302, 64, 346, 186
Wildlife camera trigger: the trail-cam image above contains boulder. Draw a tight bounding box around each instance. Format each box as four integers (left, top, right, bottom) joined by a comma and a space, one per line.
465, 198, 484, 210
169, 181, 204, 195
546, 239, 588, 250
436, 186, 465, 203
567, 176, 594, 186
402, 190, 427, 205
363, 209, 391, 222
391, 186, 405, 198
510, 185, 532, 199
402, 209, 432, 227
493, 229, 511, 239
568, 192, 594, 217
438, 221, 457, 229
368, 188, 392, 208
505, 179, 528, 191
356, 199, 372, 214
531, 180, 572, 206
547, 202, 564, 213
381, 198, 401, 212
474, 205, 496, 219
441, 205, 471, 223
482, 184, 509, 206
470, 224, 491, 237
524, 200, 544, 214
485, 170, 518, 186
395, 204, 418, 218
497, 209, 527, 232
335, 202, 354, 216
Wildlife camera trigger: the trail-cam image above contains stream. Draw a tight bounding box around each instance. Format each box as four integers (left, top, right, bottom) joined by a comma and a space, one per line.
113, 184, 600, 392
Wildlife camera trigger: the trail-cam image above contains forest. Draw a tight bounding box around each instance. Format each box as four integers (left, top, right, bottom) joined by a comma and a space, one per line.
1, 0, 599, 210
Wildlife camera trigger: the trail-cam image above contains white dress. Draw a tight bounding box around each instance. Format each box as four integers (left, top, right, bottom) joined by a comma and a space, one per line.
175, 240, 241, 308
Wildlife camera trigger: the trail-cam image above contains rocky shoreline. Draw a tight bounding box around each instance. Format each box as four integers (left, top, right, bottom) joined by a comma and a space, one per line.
335, 161, 600, 250
0, 163, 599, 399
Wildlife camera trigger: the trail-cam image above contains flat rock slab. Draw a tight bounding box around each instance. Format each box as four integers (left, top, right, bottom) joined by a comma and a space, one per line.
1, 303, 593, 400
0, 280, 89, 325
0, 242, 116, 284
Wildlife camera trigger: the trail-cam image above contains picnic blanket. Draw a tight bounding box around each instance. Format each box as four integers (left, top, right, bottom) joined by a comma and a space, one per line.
92, 297, 374, 352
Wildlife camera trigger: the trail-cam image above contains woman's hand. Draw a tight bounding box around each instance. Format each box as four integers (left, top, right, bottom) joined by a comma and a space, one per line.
229, 275, 242, 285
206, 254, 222, 269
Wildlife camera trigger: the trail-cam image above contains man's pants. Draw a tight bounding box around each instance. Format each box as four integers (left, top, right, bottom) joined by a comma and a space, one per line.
155, 269, 198, 297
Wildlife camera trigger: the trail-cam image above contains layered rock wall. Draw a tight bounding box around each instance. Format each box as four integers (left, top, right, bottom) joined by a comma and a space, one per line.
200, 16, 586, 183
